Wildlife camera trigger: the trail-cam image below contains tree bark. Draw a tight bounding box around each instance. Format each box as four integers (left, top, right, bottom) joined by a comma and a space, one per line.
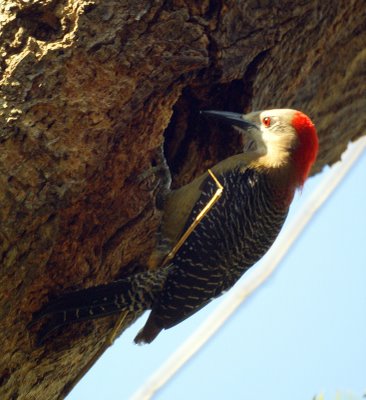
0, 1, 365, 398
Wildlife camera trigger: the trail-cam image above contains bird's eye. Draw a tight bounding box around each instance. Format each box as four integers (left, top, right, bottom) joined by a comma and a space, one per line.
263, 116, 271, 127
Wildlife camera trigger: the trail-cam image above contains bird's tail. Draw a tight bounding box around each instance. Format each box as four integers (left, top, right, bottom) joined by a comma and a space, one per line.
30, 269, 168, 345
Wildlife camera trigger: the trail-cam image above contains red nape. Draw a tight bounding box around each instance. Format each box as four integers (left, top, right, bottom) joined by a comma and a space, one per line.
291, 111, 319, 187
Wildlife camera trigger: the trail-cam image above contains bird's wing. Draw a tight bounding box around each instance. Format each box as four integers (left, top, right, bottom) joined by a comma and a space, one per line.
148, 152, 261, 269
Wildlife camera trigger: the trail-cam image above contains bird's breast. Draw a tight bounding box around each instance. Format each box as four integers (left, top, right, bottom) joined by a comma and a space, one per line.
173, 168, 289, 282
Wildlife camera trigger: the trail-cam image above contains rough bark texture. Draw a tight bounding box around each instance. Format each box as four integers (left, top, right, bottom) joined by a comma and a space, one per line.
0, 0, 365, 398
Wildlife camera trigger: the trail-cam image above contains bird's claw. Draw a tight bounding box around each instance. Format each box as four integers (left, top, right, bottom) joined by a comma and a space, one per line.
136, 145, 172, 210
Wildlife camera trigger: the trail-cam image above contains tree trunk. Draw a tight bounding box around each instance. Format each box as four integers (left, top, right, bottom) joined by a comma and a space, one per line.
0, 1, 365, 399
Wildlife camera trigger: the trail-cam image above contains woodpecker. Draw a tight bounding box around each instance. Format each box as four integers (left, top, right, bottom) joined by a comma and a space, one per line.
31, 108, 318, 345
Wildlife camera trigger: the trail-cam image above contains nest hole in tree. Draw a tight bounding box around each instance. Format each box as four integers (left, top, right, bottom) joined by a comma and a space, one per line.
162, 79, 254, 189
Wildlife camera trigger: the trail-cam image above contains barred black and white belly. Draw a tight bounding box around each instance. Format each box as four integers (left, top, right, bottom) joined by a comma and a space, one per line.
153, 168, 289, 329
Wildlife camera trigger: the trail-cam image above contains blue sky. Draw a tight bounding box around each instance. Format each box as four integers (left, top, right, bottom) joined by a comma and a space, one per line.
68, 144, 366, 400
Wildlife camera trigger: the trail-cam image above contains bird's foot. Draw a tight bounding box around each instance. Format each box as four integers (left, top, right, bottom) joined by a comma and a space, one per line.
136, 145, 172, 210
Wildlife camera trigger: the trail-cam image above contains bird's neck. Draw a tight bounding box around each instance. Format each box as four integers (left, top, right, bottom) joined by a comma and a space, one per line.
260, 163, 299, 208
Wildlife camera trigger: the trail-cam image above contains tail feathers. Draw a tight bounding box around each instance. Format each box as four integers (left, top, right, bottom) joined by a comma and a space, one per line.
32, 280, 131, 321
30, 268, 169, 345
30, 280, 133, 345
134, 312, 162, 345
35, 304, 127, 346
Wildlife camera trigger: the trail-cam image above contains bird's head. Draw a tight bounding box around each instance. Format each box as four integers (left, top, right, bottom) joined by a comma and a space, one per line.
202, 108, 319, 188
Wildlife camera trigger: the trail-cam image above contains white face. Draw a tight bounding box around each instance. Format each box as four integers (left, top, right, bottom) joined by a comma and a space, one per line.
257, 109, 298, 168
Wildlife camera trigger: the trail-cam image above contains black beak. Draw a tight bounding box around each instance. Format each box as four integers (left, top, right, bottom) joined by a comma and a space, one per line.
200, 110, 259, 131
